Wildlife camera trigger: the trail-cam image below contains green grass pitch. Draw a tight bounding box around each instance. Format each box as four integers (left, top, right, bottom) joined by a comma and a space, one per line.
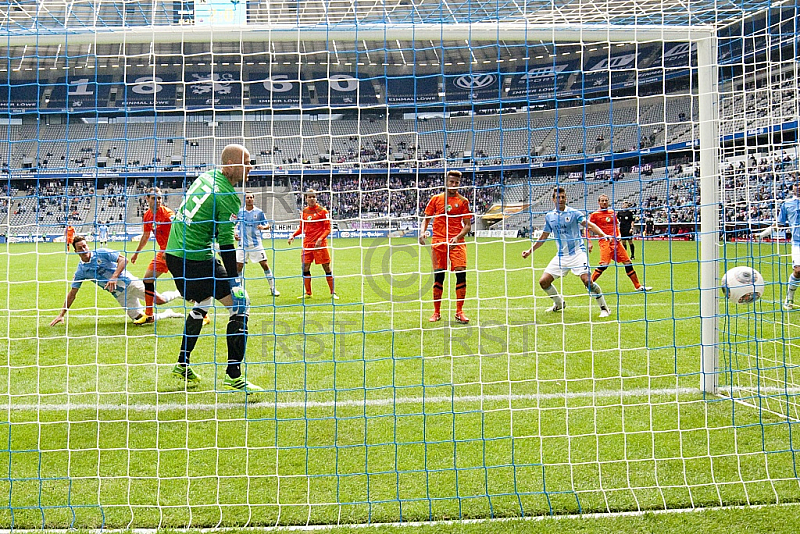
0, 237, 798, 528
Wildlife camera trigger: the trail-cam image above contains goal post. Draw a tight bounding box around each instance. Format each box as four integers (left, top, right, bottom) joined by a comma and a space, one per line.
697, 34, 720, 395
6, 23, 718, 46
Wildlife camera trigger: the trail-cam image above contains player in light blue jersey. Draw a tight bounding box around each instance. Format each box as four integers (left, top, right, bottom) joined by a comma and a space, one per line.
235, 191, 279, 296
97, 222, 109, 246
49, 235, 182, 326
759, 183, 800, 309
522, 187, 612, 317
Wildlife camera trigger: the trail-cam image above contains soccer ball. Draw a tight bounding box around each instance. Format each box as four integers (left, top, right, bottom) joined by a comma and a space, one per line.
721, 266, 765, 304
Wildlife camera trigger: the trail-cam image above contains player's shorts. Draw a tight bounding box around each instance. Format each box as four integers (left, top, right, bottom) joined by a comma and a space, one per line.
793, 244, 800, 267
237, 245, 268, 264
165, 253, 233, 303
112, 280, 146, 321
302, 245, 331, 265
598, 239, 632, 265
544, 251, 591, 278
431, 241, 467, 271
619, 228, 633, 239
148, 252, 170, 275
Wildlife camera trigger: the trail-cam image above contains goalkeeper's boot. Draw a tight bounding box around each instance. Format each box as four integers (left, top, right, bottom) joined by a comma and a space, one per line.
429, 312, 442, 322
454, 311, 470, 324
636, 285, 653, 292
223, 375, 265, 394
203, 315, 211, 326
331, 292, 340, 300
133, 314, 154, 325
172, 364, 202, 386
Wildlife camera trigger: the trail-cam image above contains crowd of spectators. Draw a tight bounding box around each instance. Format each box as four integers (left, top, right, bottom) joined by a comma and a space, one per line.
290, 173, 500, 223
318, 138, 462, 170
2, 153, 797, 237
722, 155, 797, 229
11, 181, 95, 224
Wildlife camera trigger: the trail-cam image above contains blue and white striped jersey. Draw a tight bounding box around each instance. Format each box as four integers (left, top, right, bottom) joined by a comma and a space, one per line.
543, 206, 587, 256
71, 249, 136, 294
778, 196, 800, 246
236, 207, 268, 249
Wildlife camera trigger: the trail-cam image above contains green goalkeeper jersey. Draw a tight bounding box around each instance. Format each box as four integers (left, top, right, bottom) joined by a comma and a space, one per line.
166, 169, 240, 261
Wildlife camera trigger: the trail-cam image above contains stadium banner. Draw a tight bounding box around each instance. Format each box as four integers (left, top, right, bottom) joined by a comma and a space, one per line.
2, 45, 703, 115
443, 71, 501, 103
4, 229, 419, 244
475, 230, 520, 238
315, 73, 380, 107
4, 80, 41, 111
47, 76, 115, 111
264, 229, 419, 240
184, 72, 243, 109
505, 61, 578, 100
123, 72, 179, 109
247, 73, 304, 107
386, 76, 440, 104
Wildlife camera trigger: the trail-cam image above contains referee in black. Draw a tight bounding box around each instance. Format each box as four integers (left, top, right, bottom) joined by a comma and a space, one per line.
617, 201, 637, 261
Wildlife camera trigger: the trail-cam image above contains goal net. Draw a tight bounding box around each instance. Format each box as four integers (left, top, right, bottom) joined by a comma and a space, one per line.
717, 7, 800, 421
0, 0, 798, 529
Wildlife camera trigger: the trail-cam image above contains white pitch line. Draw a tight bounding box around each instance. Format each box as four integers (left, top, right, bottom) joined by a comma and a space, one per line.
1, 386, 797, 414
0, 300, 746, 319
2, 386, 794, 413
0, 501, 796, 534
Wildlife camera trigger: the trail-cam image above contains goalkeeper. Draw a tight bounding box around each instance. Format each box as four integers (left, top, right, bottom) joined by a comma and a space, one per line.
165, 144, 263, 393
50, 235, 182, 326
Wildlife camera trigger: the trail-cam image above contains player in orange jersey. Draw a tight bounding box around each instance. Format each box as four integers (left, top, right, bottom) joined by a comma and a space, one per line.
287, 189, 337, 300
64, 225, 76, 250
586, 194, 651, 292
419, 170, 472, 324
131, 187, 186, 324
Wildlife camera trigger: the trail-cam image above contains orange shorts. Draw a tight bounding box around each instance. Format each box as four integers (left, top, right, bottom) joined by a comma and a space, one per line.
149, 252, 170, 275
431, 241, 467, 271
302, 246, 331, 265
598, 239, 631, 265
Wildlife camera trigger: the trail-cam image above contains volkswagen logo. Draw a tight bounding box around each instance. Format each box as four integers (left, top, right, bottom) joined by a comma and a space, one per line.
453, 73, 496, 90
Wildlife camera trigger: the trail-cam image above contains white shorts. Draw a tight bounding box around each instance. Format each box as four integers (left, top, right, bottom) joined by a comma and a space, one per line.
113, 280, 146, 320
236, 245, 268, 264
544, 251, 591, 279
792, 244, 800, 267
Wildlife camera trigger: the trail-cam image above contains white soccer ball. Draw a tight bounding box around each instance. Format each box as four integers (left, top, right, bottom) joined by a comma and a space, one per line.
721, 266, 765, 304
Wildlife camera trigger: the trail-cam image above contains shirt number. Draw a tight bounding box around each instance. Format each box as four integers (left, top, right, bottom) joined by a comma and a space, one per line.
177, 182, 213, 224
